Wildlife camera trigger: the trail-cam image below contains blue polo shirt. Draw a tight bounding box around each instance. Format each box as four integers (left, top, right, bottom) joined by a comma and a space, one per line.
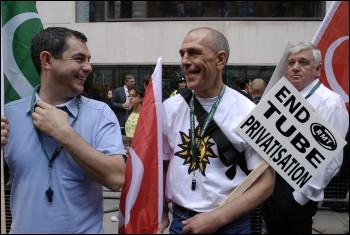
4, 94, 125, 234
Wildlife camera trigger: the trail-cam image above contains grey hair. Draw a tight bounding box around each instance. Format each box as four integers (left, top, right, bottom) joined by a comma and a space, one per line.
287, 42, 322, 67
188, 27, 230, 63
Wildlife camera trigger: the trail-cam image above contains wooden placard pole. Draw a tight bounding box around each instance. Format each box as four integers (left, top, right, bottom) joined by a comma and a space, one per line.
219, 160, 269, 207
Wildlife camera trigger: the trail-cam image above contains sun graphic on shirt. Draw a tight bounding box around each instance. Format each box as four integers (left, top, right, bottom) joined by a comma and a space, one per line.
175, 126, 218, 176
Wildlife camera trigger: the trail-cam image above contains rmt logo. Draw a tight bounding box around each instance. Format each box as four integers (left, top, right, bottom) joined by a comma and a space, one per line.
310, 123, 337, 151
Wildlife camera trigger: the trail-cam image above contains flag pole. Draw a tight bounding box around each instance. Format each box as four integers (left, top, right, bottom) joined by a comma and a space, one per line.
1, 5, 7, 233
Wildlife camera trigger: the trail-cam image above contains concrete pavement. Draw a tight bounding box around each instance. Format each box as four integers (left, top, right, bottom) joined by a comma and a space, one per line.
102, 189, 349, 234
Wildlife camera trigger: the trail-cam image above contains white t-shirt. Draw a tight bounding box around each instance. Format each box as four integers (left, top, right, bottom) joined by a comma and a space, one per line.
162, 85, 263, 212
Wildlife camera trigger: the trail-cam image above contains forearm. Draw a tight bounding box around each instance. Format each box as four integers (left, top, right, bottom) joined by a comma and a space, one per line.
56, 125, 125, 191
215, 166, 275, 226
111, 101, 124, 110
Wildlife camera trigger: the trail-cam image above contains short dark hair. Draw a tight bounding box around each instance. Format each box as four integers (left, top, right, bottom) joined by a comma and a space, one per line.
31, 27, 87, 75
125, 74, 135, 83
235, 77, 251, 90
129, 86, 145, 99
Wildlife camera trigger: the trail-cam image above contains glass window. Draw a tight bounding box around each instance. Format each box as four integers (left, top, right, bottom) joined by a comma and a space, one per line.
76, 1, 325, 22
86, 64, 275, 101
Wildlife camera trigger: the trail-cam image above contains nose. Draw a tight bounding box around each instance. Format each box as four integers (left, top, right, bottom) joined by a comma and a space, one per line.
291, 62, 301, 71
82, 61, 92, 74
181, 52, 191, 67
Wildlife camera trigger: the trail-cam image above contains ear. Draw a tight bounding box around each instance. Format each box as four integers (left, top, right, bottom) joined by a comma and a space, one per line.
315, 64, 321, 78
40, 51, 53, 70
216, 50, 227, 69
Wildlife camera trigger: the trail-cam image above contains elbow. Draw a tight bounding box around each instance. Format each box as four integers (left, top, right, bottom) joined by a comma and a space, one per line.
265, 166, 276, 198
105, 157, 126, 192
107, 173, 125, 192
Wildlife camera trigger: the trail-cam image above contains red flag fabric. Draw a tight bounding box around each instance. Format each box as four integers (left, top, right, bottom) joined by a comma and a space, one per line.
118, 58, 163, 234
312, 1, 349, 111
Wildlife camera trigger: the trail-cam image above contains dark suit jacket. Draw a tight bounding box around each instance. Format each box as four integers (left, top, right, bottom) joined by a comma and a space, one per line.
112, 86, 128, 128
238, 90, 252, 100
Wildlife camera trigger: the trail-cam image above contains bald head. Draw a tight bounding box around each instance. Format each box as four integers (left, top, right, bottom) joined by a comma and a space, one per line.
187, 27, 230, 63
250, 78, 267, 98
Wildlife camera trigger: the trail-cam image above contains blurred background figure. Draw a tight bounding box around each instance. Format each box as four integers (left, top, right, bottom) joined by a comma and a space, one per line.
124, 86, 145, 138
235, 77, 252, 100
250, 78, 267, 104
170, 76, 187, 97
112, 74, 136, 134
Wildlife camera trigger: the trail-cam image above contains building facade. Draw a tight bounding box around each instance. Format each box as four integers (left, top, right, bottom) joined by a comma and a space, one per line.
36, 1, 332, 101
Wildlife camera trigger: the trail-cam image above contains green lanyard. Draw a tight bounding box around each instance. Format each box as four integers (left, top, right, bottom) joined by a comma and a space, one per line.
189, 85, 225, 190
305, 81, 321, 99
30, 85, 81, 202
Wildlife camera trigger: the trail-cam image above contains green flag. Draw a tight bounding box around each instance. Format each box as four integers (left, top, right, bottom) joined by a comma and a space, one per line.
2, 1, 43, 104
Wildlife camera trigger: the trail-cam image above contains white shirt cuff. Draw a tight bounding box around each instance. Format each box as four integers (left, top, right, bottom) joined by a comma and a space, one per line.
292, 191, 310, 206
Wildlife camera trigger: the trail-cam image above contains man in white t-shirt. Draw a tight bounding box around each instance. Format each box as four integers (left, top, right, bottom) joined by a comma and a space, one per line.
157, 27, 275, 234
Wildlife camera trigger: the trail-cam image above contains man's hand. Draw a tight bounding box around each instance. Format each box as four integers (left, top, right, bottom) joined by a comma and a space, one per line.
32, 100, 71, 141
1, 115, 9, 146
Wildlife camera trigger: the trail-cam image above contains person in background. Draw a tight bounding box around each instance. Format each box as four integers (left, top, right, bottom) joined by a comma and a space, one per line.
105, 89, 114, 109
235, 77, 252, 100
124, 86, 146, 138
250, 78, 267, 104
170, 76, 187, 97
0, 27, 125, 233
262, 42, 349, 234
112, 74, 136, 134
158, 27, 275, 234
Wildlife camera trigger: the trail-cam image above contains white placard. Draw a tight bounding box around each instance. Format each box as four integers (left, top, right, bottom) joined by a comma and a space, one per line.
236, 77, 347, 192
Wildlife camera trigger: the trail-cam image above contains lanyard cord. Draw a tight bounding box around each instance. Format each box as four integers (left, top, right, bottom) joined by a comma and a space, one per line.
190, 85, 226, 166
305, 81, 321, 99
30, 85, 81, 169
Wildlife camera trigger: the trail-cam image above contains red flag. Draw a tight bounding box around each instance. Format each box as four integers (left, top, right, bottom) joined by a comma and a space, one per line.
118, 58, 163, 234
312, 1, 349, 111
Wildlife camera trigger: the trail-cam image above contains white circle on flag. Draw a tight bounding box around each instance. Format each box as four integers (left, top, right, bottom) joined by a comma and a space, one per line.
324, 36, 349, 103
3, 12, 40, 98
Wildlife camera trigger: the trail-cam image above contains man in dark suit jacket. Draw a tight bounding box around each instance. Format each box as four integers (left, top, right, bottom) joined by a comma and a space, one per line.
235, 77, 252, 100
112, 74, 136, 134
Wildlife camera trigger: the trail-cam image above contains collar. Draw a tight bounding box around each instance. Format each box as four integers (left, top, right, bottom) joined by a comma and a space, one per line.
27, 86, 80, 119
300, 78, 320, 98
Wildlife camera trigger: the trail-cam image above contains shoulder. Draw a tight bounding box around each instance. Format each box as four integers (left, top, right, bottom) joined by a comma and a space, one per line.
223, 86, 256, 110
81, 96, 112, 114
5, 96, 31, 113
114, 87, 124, 92
164, 91, 189, 109
317, 84, 345, 104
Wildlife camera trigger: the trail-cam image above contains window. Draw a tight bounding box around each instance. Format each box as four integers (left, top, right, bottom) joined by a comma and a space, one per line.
76, 1, 325, 22
85, 64, 275, 102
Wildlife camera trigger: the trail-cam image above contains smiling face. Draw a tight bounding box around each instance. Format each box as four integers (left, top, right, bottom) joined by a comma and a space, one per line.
49, 37, 92, 96
179, 28, 227, 98
287, 49, 320, 91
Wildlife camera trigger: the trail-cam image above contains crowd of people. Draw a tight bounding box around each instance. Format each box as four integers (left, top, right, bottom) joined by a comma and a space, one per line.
1, 26, 348, 234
